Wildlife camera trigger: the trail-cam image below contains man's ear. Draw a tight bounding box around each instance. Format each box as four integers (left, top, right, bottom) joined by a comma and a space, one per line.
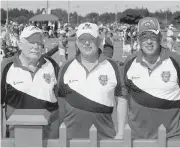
17, 40, 22, 49
75, 39, 81, 56
159, 32, 163, 42
75, 39, 79, 48
96, 36, 103, 49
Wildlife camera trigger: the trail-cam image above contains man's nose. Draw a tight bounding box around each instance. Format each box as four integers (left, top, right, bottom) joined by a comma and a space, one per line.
146, 38, 153, 44
85, 40, 90, 44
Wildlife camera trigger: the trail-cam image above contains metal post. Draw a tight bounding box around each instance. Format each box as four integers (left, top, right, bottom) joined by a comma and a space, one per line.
115, 4, 118, 23
77, 15, 78, 26
46, 0, 48, 14
166, 10, 168, 27
68, 0, 70, 24
76, 5, 79, 26
6, 0, 8, 24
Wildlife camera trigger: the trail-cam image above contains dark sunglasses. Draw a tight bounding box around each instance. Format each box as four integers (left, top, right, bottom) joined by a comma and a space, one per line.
138, 32, 159, 42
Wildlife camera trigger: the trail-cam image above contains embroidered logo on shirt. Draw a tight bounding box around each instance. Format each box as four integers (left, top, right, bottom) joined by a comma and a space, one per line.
69, 80, 78, 83
43, 73, 52, 84
132, 76, 140, 80
98, 75, 108, 86
13, 81, 24, 85
161, 71, 171, 83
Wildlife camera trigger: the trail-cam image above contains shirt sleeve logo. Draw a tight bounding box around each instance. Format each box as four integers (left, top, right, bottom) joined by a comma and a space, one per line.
43, 73, 52, 84
98, 75, 108, 86
161, 71, 171, 83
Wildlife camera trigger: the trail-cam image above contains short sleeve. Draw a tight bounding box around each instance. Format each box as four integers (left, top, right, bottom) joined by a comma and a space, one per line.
59, 47, 66, 56
57, 59, 74, 97
107, 59, 128, 97
114, 63, 129, 97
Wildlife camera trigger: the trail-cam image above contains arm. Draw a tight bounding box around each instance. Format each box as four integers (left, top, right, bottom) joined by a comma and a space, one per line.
113, 60, 130, 139
115, 96, 128, 139
59, 47, 66, 66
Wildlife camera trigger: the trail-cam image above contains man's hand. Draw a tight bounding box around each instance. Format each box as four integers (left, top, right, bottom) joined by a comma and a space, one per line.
114, 133, 123, 139
59, 62, 63, 67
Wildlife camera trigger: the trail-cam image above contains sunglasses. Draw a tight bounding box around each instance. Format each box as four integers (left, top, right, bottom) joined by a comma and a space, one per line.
78, 38, 96, 45
24, 38, 44, 48
139, 32, 159, 42
25, 33, 44, 47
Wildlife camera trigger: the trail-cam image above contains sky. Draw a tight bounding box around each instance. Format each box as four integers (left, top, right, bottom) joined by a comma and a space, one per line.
1, 0, 180, 16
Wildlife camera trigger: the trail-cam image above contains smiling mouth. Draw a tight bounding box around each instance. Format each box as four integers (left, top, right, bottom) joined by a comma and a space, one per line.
146, 46, 153, 49
30, 51, 39, 54
84, 47, 92, 51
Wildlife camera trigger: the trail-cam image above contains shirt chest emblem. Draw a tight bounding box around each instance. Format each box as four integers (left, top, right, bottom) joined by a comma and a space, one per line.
43, 73, 52, 84
161, 71, 171, 83
98, 75, 108, 86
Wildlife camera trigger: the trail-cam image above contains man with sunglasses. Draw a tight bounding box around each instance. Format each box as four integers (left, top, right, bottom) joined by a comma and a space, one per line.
57, 22, 128, 140
122, 17, 180, 139
1, 26, 60, 138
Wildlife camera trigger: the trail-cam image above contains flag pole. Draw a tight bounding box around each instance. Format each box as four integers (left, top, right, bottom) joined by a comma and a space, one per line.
68, 0, 70, 24
46, 0, 48, 14
6, 0, 9, 25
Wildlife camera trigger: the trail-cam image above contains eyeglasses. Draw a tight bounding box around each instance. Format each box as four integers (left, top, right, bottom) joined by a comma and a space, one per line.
25, 38, 44, 48
139, 33, 159, 42
29, 41, 44, 47
78, 38, 96, 44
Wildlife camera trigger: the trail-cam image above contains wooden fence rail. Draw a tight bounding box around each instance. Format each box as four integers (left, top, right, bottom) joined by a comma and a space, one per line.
1, 109, 180, 147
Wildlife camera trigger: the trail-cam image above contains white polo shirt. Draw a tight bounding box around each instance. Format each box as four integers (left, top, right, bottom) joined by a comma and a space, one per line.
1, 54, 59, 112
124, 48, 180, 139
124, 49, 180, 109
58, 55, 125, 113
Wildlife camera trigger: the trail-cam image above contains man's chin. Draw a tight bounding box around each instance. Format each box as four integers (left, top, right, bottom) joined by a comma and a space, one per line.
29, 55, 41, 60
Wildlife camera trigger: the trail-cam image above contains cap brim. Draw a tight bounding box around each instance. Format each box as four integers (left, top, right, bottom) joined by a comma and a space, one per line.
77, 30, 97, 38
139, 30, 160, 35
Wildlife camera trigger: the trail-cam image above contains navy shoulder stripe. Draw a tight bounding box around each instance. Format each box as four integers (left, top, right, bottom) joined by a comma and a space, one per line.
169, 57, 180, 86
57, 59, 74, 97
107, 59, 123, 96
44, 57, 60, 79
1, 62, 13, 105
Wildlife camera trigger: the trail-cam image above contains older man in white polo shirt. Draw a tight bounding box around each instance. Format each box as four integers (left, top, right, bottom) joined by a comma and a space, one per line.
57, 22, 128, 140
1, 26, 60, 138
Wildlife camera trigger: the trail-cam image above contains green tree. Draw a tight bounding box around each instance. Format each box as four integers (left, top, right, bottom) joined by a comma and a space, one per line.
173, 11, 180, 23
1, 8, 7, 24
86, 12, 99, 23
51, 8, 68, 23
120, 9, 142, 24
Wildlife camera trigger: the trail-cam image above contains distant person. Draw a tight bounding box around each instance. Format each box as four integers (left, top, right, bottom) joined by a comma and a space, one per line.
58, 30, 69, 66
102, 37, 114, 58
172, 33, 180, 54
166, 27, 174, 51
